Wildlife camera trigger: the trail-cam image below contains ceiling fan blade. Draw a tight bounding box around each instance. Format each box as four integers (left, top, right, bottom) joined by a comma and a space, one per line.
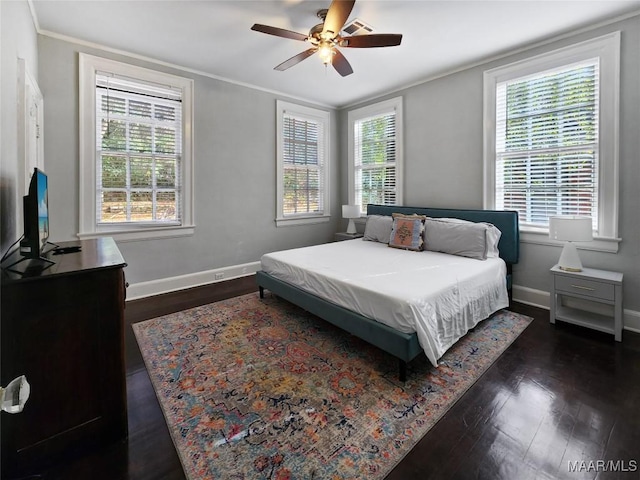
251, 24, 308, 42
322, 0, 356, 39
332, 49, 353, 77
341, 34, 403, 48
274, 48, 317, 71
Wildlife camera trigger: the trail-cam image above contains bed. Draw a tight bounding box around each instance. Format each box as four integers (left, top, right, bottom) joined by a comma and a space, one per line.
257, 204, 519, 381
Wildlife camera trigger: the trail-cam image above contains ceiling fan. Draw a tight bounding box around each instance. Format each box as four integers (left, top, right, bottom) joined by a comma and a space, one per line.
251, 0, 402, 77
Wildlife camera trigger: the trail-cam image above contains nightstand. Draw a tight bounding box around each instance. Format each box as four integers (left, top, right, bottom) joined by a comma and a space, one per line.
334, 232, 363, 242
550, 265, 623, 341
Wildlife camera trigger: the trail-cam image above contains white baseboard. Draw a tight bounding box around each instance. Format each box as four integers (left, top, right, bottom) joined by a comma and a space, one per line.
512, 284, 550, 310
622, 310, 640, 334
512, 284, 640, 334
127, 261, 261, 300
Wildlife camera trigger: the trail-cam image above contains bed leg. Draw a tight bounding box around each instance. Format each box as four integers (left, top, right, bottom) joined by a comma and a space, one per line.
259, 286, 265, 299
399, 359, 407, 382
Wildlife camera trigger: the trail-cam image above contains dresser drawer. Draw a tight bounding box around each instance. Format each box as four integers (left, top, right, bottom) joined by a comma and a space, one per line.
555, 275, 614, 301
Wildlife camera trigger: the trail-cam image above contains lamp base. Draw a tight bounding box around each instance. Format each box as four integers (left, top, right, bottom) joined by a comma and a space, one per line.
346, 219, 357, 234
558, 242, 583, 272
559, 265, 583, 272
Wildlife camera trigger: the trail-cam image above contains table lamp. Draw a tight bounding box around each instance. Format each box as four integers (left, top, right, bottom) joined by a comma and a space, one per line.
342, 205, 361, 234
549, 216, 593, 272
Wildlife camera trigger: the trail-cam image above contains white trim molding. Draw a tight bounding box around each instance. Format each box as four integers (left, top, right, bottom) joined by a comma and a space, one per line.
520, 229, 620, 254
483, 32, 620, 243
78, 53, 195, 242
17, 58, 44, 196
275, 100, 331, 227
126, 261, 261, 300
347, 96, 404, 212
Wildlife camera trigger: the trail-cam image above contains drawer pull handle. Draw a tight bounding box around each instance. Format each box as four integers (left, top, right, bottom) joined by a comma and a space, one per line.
570, 284, 596, 291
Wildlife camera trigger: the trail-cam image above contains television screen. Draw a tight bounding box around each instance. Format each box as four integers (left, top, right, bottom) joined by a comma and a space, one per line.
20, 168, 50, 259
36, 169, 49, 251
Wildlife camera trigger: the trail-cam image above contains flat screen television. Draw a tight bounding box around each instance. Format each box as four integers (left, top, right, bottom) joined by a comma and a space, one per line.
20, 168, 51, 260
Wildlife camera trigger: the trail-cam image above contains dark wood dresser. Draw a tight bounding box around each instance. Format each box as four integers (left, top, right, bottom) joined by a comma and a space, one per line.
1, 237, 128, 477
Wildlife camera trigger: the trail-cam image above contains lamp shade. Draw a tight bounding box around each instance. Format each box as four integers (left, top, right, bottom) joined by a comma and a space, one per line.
342, 205, 360, 235
549, 216, 593, 242
549, 216, 593, 272
342, 205, 361, 219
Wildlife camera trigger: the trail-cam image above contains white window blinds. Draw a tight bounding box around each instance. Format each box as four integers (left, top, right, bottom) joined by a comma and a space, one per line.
95, 72, 183, 225
495, 60, 599, 230
353, 111, 397, 214
282, 113, 325, 216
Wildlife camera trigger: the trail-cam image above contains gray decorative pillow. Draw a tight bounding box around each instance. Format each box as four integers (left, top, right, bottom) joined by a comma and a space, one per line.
363, 215, 393, 244
433, 217, 502, 258
424, 218, 488, 260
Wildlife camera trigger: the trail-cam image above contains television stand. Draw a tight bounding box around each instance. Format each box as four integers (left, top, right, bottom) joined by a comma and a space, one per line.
1, 241, 60, 276
2, 254, 55, 276
1, 237, 128, 478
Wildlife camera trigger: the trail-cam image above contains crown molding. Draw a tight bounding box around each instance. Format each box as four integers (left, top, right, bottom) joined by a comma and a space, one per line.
34, 27, 334, 110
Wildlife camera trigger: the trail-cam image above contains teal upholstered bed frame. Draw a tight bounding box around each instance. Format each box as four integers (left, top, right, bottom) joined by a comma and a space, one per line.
257, 204, 519, 381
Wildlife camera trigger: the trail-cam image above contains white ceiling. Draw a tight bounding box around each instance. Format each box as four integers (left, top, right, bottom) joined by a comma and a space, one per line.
31, 0, 640, 108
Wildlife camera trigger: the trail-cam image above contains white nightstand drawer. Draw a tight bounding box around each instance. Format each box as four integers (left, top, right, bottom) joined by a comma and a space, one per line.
550, 265, 623, 342
555, 275, 614, 301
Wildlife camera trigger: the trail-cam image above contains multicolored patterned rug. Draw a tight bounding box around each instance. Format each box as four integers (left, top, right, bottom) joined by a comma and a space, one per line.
133, 293, 531, 480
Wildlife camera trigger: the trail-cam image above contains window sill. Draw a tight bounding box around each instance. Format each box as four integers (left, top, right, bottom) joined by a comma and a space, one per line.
520, 228, 620, 254
78, 224, 195, 242
276, 215, 330, 227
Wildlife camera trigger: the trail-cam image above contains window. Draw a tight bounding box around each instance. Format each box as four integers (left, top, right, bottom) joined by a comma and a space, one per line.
276, 101, 330, 226
348, 97, 403, 215
484, 33, 620, 251
79, 54, 194, 240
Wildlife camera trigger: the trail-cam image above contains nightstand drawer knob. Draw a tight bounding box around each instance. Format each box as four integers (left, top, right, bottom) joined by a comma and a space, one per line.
570, 284, 596, 291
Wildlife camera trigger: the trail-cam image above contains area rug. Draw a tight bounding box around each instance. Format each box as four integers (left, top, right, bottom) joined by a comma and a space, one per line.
133, 293, 532, 480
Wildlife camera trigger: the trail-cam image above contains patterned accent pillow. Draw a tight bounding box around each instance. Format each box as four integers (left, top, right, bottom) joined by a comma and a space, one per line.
389, 213, 426, 251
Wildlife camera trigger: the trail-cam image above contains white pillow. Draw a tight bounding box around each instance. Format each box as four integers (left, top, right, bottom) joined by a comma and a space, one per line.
363, 215, 393, 244
431, 218, 501, 258
484, 223, 502, 258
424, 219, 487, 260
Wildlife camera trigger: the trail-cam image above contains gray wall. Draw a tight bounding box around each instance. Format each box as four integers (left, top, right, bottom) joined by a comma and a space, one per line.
37, 36, 340, 285
340, 14, 640, 312
4, 2, 638, 314
0, 0, 39, 253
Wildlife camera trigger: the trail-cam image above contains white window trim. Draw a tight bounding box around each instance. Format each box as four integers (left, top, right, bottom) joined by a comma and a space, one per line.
275, 100, 331, 227
78, 53, 195, 241
347, 96, 404, 216
483, 32, 620, 253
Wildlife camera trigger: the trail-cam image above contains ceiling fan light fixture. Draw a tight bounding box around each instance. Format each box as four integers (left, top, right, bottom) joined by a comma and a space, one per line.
318, 41, 335, 65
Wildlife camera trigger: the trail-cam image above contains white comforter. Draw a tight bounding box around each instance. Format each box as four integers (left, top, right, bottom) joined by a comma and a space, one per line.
260, 239, 509, 367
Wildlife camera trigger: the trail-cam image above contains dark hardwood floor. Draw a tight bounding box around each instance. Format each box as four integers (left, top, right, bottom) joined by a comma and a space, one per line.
34, 276, 640, 480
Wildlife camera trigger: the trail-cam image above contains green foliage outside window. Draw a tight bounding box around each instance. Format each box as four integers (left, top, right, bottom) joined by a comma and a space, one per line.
356, 114, 396, 210
500, 64, 597, 225
98, 91, 180, 224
